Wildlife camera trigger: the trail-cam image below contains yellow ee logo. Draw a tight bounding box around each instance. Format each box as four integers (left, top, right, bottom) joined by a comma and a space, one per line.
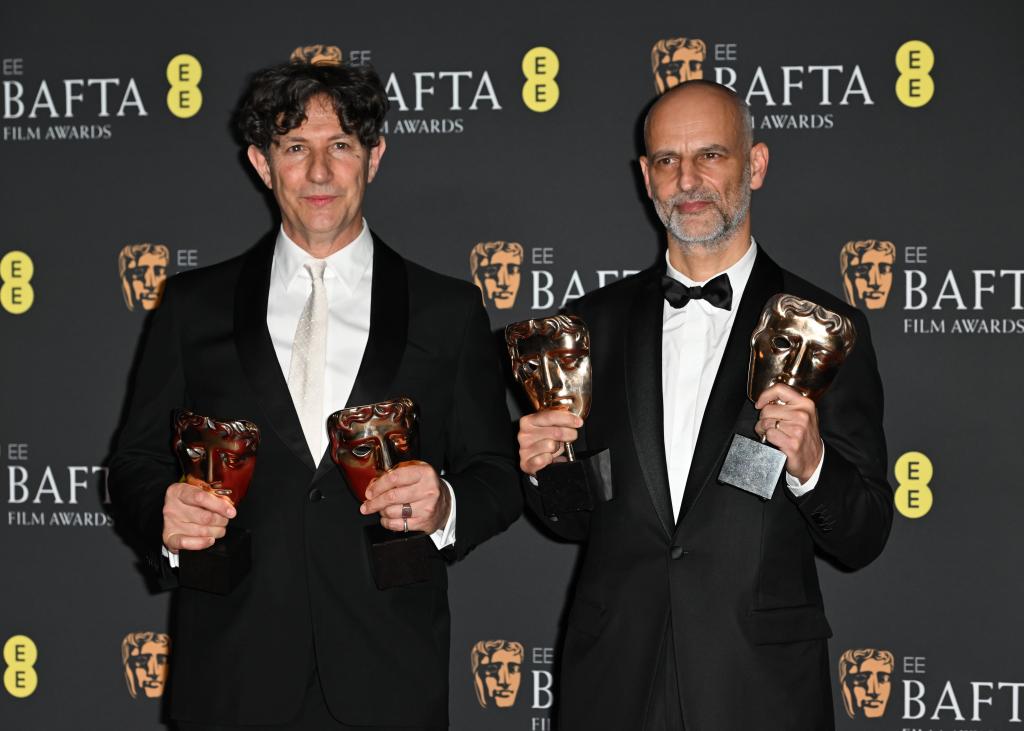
895, 40, 934, 108
1, 250, 35, 315
3, 635, 38, 698
522, 47, 560, 112
894, 451, 933, 518
166, 54, 203, 119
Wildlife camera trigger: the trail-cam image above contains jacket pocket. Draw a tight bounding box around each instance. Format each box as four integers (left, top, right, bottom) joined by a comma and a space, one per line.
567, 595, 607, 639
743, 604, 833, 645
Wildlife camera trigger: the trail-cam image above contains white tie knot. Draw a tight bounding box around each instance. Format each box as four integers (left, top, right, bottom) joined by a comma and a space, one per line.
305, 259, 327, 283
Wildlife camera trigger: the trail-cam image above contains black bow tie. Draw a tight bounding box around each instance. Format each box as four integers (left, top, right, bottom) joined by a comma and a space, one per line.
662, 272, 733, 311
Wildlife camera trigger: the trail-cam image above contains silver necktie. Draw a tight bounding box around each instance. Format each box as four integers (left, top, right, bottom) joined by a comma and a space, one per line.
287, 260, 328, 462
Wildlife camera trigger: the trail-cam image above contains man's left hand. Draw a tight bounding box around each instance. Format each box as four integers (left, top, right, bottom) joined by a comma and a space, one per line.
754, 383, 823, 483
359, 462, 451, 534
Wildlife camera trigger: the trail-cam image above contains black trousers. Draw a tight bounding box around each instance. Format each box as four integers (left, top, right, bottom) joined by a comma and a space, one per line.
644, 619, 685, 731
176, 670, 445, 731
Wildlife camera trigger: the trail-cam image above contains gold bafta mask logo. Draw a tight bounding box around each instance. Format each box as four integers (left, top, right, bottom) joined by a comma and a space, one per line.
839, 648, 894, 719
118, 244, 169, 312
840, 240, 896, 310
471, 639, 524, 709
290, 44, 343, 66
652, 37, 707, 93
121, 632, 170, 699
470, 241, 524, 310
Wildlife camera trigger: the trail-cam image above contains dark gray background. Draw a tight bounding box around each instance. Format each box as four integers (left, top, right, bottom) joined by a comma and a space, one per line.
2, 2, 1021, 729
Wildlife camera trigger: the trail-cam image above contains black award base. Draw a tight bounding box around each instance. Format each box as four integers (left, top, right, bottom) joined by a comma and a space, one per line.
718, 434, 787, 500
536, 448, 614, 520
365, 525, 435, 590
178, 527, 252, 594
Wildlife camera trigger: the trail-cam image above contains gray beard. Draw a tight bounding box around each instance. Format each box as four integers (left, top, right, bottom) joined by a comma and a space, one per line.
655, 167, 752, 252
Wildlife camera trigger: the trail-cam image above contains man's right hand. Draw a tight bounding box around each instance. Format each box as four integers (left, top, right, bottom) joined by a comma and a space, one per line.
517, 411, 583, 476
162, 482, 236, 553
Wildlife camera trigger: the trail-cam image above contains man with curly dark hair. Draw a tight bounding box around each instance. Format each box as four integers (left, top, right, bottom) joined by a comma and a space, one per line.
110, 60, 521, 730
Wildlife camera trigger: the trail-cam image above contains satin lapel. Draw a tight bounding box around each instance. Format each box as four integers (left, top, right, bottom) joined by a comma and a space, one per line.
234, 234, 316, 473
676, 247, 785, 526
625, 268, 674, 537
311, 233, 409, 484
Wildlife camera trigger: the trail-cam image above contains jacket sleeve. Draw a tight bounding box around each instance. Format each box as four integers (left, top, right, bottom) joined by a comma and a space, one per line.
790, 310, 894, 569
108, 277, 188, 589
440, 300, 523, 560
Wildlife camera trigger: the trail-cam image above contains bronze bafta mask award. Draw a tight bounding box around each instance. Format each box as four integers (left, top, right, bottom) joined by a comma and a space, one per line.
506, 315, 613, 518
718, 294, 856, 499
327, 398, 435, 590
173, 410, 260, 594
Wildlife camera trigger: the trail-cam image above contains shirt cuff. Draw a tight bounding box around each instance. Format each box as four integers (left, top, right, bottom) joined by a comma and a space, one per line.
785, 441, 825, 497
161, 544, 179, 569
429, 479, 457, 550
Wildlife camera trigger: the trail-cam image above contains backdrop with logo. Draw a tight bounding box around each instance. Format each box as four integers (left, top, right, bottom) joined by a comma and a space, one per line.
2, 1, 1022, 729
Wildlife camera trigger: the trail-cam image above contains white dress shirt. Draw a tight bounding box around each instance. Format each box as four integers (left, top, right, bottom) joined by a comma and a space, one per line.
165, 221, 455, 565
662, 239, 822, 521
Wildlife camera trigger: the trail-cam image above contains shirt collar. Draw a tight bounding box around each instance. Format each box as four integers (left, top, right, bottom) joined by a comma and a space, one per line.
272, 220, 374, 297
664, 237, 758, 309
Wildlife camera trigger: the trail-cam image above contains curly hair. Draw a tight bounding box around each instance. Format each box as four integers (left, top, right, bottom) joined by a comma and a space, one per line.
234, 62, 388, 152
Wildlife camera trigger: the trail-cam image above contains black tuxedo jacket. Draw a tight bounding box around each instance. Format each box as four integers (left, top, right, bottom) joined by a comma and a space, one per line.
527, 246, 892, 731
109, 232, 521, 727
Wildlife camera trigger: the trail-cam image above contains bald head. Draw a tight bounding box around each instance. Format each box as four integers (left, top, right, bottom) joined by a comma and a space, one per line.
644, 81, 753, 157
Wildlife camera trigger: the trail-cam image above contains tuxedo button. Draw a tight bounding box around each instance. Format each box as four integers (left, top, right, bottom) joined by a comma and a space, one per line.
670, 546, 685, 560
308, 487, 324, 502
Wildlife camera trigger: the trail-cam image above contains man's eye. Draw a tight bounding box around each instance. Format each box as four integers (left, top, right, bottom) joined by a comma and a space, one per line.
559, 355, 581, 370
334, 141, 350, 150
656, 156, 678, 166
509, 663, 522, 673
482, 665, 499, 677
351, 445, 373, 458
851, 672, 869, 686
185, 447, 205, 460
702, 152, 721, 160
286, 144, 304, 153
851, 265, 870, 278
771, 335, 792, 350
480, 265, 499, 278
879, 263, 893, 275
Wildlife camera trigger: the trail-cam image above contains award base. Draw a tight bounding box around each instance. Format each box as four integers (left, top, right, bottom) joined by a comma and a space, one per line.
365, 525, 435, 590
178, 527, 252, 595
536, 448, 613, 520
718, 434, 788, 500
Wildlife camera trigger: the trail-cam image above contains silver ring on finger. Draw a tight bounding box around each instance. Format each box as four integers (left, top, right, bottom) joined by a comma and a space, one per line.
401, 503, 413, 519
403, 518, 409, 533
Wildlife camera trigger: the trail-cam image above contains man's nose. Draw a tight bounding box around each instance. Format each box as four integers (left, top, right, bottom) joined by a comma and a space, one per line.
497, 666, 509, 687
496, 267, 508, 289
307, 149, 332, 183
143, 267, 156, 288
678, 160, 701, 193
867, 266, 880, 289
146, 658, 158, 678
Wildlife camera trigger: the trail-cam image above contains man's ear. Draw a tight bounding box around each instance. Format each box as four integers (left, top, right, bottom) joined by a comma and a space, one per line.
247, 145, 273, 189
639, 156, 653, 199
749, 142, 769, 191
367, 137, 386, 183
